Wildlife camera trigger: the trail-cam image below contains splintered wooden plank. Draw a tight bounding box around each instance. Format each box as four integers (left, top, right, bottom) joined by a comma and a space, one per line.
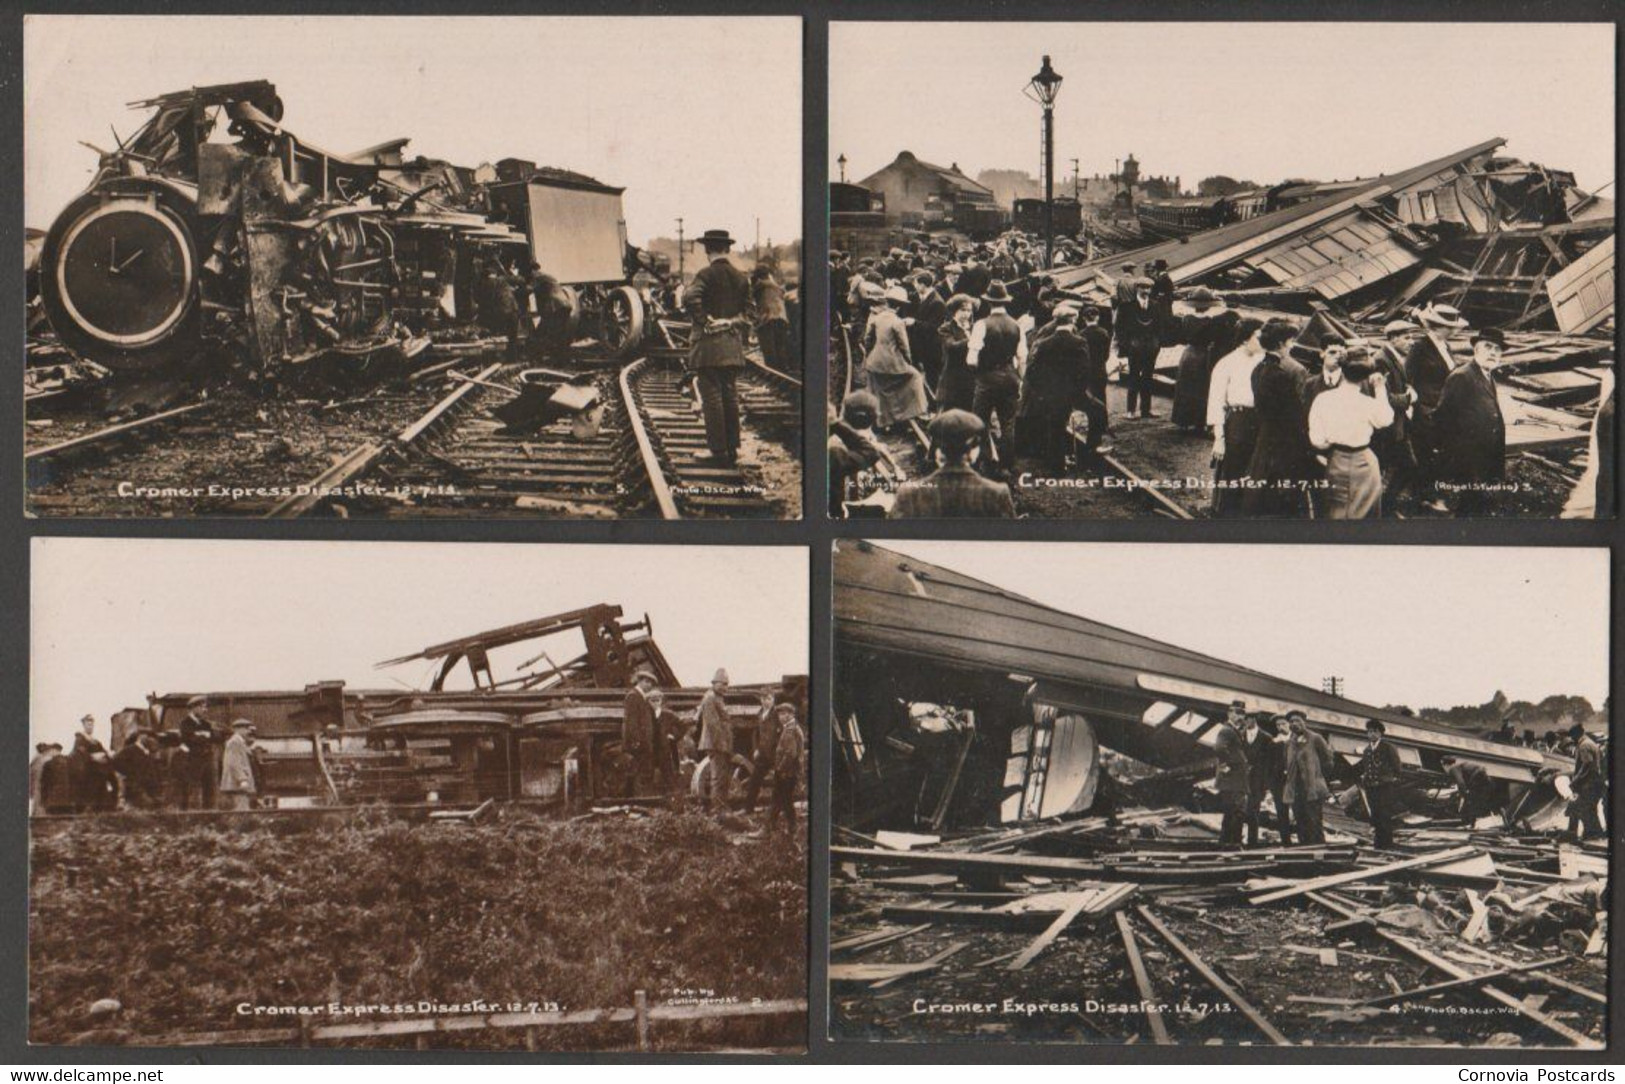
1249, 845, 1478, 904
1114, 912, 1172, 1045
1354, 957, 1569, 1008
866, 942, 969, 991
1007, 897, 1091, 971
1134, 906, 1292, 1046
830, 923, 932, 956
1305, 892, 1601, 1048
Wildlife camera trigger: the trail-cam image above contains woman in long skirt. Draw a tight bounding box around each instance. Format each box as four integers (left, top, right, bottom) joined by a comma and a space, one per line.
862, 285, 929, 427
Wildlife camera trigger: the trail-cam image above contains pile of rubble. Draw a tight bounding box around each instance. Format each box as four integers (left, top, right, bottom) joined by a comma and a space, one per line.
830, 806, 1606, 1048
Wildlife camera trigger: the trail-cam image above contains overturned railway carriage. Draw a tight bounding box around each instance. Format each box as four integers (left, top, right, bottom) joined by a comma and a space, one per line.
38, 80, 656, 382
832, 541, 1569, 831
112, 603, 806, 810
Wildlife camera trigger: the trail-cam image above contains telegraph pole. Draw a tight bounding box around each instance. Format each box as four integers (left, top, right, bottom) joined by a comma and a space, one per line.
838, 153, 847, 183
676, 217, 685, 280
1071, 157, 1080, 199
1322, 676, 1345, 698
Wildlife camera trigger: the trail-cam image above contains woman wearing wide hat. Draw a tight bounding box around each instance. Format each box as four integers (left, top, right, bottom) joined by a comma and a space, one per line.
861, 285, 929, 429
1169, 287, 1240, 432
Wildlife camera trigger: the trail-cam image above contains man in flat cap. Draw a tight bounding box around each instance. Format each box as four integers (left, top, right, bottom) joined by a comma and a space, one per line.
684, 229, 756, 466
1431, 326, 1508, 515
697, 667, 736, 812
219, 719, 258, 811
178, 696, 218, 811
1280, 712, 1334, 844
768, 701, 805, 834
889, 410, 1016, 518
621, 669, 661, 798
1374, 320, 1421, 504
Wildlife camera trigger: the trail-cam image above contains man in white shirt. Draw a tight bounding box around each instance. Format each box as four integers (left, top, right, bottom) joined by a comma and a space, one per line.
1307, 349, 1394, 519
1205, 319, 1265, 517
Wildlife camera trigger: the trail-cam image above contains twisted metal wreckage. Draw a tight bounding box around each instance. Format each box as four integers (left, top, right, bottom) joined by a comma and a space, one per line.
30, 81, 664, 392
68, 603, 806, 815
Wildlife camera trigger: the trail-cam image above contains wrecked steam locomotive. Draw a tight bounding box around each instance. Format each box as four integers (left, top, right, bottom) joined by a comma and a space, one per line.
37, 80, 663, 382
98, 603, 806, 811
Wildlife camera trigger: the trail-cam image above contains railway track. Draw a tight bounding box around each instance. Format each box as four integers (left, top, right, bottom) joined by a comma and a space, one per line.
272, 351, 801, 519
24, 401, 215, 481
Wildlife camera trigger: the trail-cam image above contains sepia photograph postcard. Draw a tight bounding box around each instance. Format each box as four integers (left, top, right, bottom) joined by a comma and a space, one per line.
827, 22, 1614, 521
28, 539, 808, 1051
830, 539, 1608, 1048
25, 15, 803, 520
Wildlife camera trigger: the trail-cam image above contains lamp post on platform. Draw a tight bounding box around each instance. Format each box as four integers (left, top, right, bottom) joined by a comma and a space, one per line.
1025, 55, 1064, 268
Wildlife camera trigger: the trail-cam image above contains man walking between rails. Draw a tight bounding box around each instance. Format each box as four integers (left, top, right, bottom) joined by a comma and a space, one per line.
685, 229, 757, 466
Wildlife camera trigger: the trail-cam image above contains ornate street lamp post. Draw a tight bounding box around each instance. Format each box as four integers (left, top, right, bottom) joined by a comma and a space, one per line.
1024, 55, 1064, 268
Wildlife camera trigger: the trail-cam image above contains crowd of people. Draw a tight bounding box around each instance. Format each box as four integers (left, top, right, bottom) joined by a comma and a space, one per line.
1207, 704, 1608, 851
830, 231, 1609, 519
28, 702, 265, 816
619, 667, 807, 832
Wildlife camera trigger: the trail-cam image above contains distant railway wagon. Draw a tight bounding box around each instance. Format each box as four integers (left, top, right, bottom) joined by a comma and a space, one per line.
1012, 196, 1083, 237
102, 604, 807, 811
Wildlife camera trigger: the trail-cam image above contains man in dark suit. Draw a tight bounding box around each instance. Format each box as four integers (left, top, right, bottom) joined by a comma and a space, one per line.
179, 698, 218, 811
1114, 277, 1163, 418
1243, 713, 1291, 847
112, 729, 164, 810
1016, 304, 1102, 471
684, 229, 756, 465
1355, 719, 1404, 849
907, 272, 947, 391
1079, 306, 1114, 442
1431, 327, 1507, 515
890, 410, 1016, 518
1403, 304, 1469, 504
1213, 701, 1252, 846
620, 669, 660, 797
1244, 318, 1314, 517
1374, 320, 1421, 502
967, 281, 1026, 471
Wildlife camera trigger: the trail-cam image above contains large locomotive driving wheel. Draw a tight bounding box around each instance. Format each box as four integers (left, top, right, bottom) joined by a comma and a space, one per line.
41, 182, 201, 369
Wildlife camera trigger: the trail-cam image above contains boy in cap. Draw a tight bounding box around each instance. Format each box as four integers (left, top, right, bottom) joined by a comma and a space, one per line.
889, 410, 1016, 518
768, 702, 805, 834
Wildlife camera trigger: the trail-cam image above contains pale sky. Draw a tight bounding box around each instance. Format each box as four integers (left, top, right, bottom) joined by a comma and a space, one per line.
25, 15, 802, 246
856, 542, 1609, 713
31, 540, 807, 747
831, 22, 1614, 193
